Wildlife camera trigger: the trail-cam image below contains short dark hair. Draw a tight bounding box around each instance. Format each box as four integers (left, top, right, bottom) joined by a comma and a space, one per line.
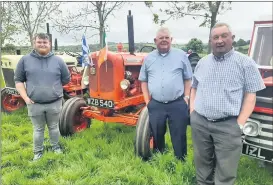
33, 33, 50, 41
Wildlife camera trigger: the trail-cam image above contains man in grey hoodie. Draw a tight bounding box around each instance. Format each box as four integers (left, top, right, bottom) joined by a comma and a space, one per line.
14, 33, 71, 161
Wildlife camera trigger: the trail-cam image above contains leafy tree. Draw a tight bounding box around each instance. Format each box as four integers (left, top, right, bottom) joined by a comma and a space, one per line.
236, 38, 247, 46
0, 2, 19, 48
145, 1, 232, 53
186, 38, 204, 53
2, 43, 16, 51
13, 2, 62, 46
53, 2, 126, 48
232, 41, 237, 47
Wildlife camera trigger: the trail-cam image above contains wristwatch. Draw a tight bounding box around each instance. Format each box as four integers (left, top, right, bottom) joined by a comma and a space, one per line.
238, 123, 244, 133
184, 96, 190, 100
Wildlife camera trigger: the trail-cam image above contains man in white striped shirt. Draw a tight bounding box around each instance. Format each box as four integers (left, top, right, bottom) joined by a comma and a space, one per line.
190, 23, 265, 185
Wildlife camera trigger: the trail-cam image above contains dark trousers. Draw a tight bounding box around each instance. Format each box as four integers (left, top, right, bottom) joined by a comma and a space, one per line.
147, 98, 189, 160
190, 110, 242, 185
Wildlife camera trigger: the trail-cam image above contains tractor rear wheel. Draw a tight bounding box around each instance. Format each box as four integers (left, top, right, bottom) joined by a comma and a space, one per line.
1, 89, 25, 113
135, 107, 155, 160
59, 97, 91, 136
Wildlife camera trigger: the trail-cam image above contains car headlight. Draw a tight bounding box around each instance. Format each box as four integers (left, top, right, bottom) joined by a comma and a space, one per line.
120, 79, 130, 90
243, 118, 261, 137
83, 76, 89, 85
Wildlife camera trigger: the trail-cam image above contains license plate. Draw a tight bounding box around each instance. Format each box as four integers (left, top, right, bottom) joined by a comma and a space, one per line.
242, 143, 273, 163
4, 87, 20, 95
87, 97, 114, 109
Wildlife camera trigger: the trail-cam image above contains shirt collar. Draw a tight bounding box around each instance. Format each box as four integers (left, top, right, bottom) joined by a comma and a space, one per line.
157, 48, 171, 57
213, 47, 235, 62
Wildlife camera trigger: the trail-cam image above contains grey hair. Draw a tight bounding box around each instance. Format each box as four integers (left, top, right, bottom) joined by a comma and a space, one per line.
33, 33, 50, 41
210, 22, 233, 37
156, 26, 171, 37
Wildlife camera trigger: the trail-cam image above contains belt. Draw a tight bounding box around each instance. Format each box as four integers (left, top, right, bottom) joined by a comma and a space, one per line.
35, 98, 61, 104
203, 116, 236, 122
153, 94, 184, 104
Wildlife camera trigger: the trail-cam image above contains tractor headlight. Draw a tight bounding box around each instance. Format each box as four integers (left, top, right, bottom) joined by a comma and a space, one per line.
120, 79, 130, 90
83, 76, 89, 85
243, 118, 261, 137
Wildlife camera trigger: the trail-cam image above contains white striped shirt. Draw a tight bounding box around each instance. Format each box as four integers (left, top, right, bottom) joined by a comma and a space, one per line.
192, 48, 266, 119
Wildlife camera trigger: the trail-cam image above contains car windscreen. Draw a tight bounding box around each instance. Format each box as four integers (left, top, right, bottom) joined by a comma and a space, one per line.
252, 26, 273, 66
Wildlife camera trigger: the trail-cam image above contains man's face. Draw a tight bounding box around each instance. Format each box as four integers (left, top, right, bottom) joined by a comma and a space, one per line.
210, 26, 234, 56
34, 37, 51, 55
154, 30, 172, 54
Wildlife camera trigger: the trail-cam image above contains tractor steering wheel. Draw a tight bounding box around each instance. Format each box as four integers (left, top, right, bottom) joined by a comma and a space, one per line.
140, 46, 156, 52
65, 51, 81, 58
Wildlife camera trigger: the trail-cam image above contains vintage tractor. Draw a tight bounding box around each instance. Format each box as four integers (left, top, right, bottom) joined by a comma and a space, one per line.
59, 10, 200, 160
240, 18, 273, 164
1, 54, 85, 113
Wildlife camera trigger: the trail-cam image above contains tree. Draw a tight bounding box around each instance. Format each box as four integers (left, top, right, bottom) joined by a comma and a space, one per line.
0, 2, 19, 48
186, 38, 204, 53
145, 1, 232, 53
53, 2, 125, 48
13, 2, 62, 46
236, 38, 247, 46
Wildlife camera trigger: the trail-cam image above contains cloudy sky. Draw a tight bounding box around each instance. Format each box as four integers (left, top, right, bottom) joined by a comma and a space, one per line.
15, 1, 273, 46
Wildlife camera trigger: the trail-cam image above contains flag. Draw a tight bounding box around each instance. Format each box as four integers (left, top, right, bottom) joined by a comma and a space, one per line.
81, 34, 94, 67
98, 30, 108, 65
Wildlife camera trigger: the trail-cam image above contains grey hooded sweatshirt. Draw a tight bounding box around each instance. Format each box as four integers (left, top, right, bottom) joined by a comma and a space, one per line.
14, 50, 71, 103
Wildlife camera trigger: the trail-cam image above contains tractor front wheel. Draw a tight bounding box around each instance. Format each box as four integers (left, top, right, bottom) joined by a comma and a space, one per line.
135, 107, 155, 160
59, 97, 91, 136
1, 89, 25, 113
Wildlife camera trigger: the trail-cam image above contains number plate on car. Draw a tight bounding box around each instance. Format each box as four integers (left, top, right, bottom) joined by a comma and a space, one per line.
242, 143, 273, 163
87, 97, 114, 109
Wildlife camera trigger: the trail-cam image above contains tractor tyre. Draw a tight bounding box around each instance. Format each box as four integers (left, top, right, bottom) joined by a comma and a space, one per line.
59, 97, 91, 137
1, 89, 25, 113
135, 106, 154, 160
59, 97, 79, 136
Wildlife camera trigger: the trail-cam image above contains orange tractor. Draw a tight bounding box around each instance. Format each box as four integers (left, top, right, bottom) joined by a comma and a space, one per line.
58, 10, 200, 159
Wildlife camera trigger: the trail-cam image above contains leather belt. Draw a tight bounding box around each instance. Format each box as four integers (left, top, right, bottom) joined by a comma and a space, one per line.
35, 98, 62, 104
203, 116, 236, 122
153, 94, 184, 104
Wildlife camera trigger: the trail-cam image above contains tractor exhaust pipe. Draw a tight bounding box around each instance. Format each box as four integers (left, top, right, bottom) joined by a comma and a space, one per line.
127, 10, 135, 55
46, 23, 53, 51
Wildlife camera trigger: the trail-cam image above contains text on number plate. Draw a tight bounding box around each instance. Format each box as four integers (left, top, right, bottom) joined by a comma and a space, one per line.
87, 98, 114, 108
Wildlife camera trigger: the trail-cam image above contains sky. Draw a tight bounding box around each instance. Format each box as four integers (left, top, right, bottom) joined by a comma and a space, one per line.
12, 1, 273, 46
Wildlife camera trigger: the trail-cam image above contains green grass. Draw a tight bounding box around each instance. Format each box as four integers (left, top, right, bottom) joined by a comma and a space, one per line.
1, 108, 272, 185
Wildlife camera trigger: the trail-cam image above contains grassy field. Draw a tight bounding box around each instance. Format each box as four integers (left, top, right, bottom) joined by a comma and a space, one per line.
1, 108, 272, 185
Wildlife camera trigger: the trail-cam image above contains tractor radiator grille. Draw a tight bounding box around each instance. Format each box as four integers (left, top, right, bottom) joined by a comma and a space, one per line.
2, 68, 15, 88
245, 112, 273, 150
99, 61, 114, 92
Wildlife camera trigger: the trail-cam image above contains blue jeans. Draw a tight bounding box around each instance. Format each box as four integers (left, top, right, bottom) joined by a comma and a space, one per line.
27, 99, 62, 153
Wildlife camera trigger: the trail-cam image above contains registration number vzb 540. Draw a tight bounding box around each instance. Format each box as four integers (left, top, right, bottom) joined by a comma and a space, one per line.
87, 97, 115, 109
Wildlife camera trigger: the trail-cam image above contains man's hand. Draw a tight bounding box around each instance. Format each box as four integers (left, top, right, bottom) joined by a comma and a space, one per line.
24, 97, 35, 104
237, 119, 245, 134
184, 97, 189, 105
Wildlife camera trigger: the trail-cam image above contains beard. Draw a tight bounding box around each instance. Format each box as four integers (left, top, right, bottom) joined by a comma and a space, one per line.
36, 47, 50, 55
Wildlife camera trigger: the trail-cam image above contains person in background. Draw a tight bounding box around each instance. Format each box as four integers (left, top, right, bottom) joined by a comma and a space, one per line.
14, 33, 71, 161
